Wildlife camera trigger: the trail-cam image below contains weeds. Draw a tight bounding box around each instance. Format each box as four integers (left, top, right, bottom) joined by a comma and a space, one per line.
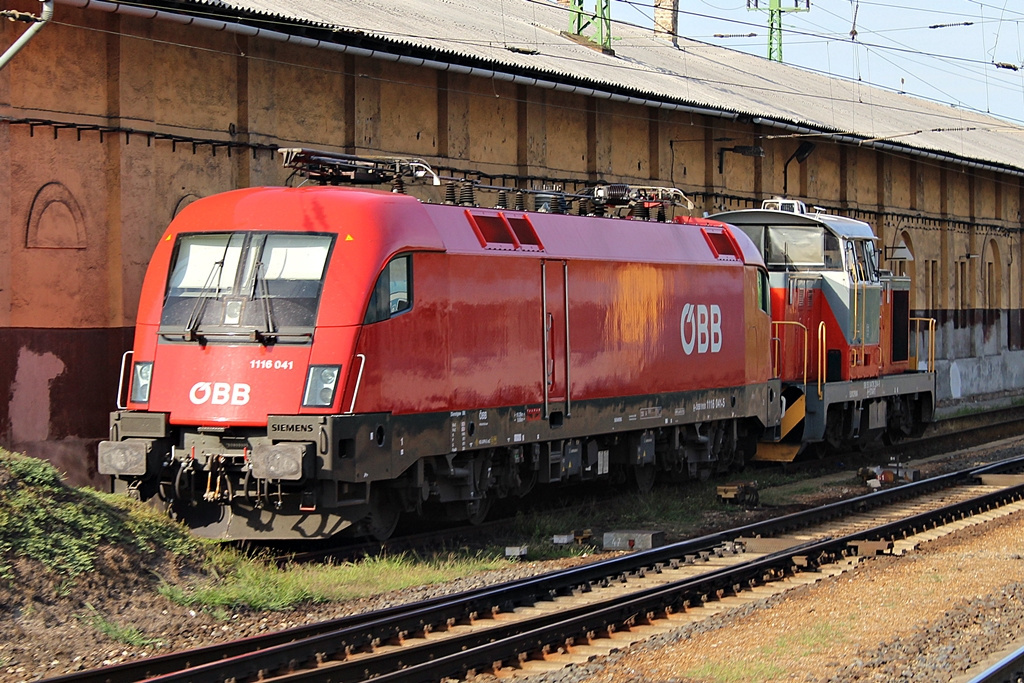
80, 603, 162, 648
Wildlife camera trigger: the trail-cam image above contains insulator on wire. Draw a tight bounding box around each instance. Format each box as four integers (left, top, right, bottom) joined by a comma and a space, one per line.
514, 190, 526, 211
578, 198, 590, 216
391, 176, 406, 194
657, 204, 666, 222
444, 182, 457, 205
459, 183, 476, 207
496, 190, 509, 209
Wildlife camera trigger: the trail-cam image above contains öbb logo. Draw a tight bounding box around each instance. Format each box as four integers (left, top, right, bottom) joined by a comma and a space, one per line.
680, 303, 722, 355
189, 382, 251, 406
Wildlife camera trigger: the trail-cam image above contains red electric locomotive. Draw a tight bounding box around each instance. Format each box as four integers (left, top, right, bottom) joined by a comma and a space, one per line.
712, 199, 935, 461
98, 150, 781, 540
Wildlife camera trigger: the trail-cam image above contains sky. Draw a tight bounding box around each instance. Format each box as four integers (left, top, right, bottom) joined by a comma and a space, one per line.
606, 0, 1024, 125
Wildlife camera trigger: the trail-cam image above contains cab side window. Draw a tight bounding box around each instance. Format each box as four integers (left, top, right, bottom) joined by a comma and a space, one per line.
758, 270, 771, 314
364, 255, 412, 324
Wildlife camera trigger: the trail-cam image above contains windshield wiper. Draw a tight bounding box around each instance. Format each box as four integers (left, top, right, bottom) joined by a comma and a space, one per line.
182, 259, 224, 342
252, 261, 277, 344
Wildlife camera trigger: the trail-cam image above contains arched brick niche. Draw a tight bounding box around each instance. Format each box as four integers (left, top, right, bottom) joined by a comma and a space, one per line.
26, 182, 87, 249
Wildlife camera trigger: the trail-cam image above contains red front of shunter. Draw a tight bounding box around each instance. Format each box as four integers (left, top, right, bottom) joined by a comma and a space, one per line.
127, 185, 771, 428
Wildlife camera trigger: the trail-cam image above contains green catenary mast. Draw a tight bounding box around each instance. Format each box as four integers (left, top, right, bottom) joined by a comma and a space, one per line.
567, 0, 612, 52
747, 0, 810, 63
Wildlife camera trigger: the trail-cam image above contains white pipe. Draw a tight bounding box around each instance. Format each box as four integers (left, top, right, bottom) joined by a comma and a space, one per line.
0, 1, 54, 70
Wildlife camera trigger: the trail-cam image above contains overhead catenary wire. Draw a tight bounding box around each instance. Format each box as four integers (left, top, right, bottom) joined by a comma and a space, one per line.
25, 0, 1024, 188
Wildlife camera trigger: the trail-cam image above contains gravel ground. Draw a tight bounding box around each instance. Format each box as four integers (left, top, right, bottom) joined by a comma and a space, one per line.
523, 509, 1024, 683
0, 550, 602, 682
3, 438, 1023, 683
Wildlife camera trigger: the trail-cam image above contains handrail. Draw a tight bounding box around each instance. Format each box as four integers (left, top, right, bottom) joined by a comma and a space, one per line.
860, 282, 868, 361
562, 260, 571, 418
541, 261, 550, 419
817, 321, 827, 399
909, 317, 936, 372
770, 321, 808, 388
346, 353, 367, 414
770, 336, 781, 378
116, 350, 134, 410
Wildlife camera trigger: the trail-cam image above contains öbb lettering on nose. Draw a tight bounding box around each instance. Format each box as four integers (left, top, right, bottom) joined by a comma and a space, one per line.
189, 382, 251, 405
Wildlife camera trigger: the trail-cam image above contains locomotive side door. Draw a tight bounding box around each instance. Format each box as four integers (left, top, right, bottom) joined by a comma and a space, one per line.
541, 259, 570, 421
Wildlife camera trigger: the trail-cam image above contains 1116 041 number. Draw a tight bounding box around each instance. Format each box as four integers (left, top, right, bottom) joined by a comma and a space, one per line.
250, 359, 294, 370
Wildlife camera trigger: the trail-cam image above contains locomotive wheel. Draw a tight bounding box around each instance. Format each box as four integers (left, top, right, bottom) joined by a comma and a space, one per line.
632, 463, 656, 494
363, 489, 401, 541
466, 496, 492, 526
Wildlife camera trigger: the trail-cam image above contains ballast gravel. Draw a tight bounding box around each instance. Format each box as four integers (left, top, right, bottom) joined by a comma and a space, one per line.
4, 443, 1024, 682
523, 510, 1024, 683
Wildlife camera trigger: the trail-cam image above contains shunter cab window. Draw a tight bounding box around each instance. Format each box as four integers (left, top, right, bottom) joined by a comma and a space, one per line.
364, 255, 412, 324
757, 270, 770, 314
845, 239, 878, 283
764, 225, 841, 271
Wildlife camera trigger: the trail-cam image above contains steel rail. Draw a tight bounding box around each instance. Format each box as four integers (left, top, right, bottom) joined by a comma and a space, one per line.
966, 642, 1024, 683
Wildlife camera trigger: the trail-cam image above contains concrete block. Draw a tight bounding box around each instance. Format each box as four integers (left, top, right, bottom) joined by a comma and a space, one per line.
505, 545, 528, 560
602, 530, 665, 551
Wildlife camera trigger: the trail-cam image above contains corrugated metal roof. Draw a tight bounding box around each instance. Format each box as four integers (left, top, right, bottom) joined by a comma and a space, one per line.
158, 0, 1024, 174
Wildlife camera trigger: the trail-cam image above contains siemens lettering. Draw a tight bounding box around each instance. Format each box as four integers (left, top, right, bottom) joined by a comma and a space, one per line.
680, 303, 722, 355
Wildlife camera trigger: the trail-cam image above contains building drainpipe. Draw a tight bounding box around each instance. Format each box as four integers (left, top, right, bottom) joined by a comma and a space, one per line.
0, 1, 54, 71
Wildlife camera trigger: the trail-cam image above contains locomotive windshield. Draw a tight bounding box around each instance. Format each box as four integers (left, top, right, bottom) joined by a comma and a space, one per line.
756, 225, 842, 271
159, 232, 334, 343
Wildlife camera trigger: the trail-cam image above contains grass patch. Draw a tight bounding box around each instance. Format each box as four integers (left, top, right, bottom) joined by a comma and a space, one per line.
766, 620, 851, 656
684, 621, 852, 681
684, 660, 788, 682
163, 550, 508, 610
0, 449, 204, 579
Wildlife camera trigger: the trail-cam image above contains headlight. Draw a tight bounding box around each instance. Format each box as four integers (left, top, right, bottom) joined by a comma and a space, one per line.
303, 364, 341, 407
130, 361, 154, 404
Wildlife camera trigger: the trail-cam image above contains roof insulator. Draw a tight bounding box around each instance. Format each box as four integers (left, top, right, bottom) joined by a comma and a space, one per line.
514, 190, 526, 211
629, 203, 650, 220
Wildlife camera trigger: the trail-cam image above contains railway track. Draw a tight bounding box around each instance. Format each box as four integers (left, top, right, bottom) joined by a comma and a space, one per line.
44, 454, 1024, 683
272, 408, 1024, 567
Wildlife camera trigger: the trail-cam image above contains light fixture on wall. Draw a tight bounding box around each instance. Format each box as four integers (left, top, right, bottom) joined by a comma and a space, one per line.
884, 239, 914, 261
718, 145, 765, 173
782, 140, 816, 197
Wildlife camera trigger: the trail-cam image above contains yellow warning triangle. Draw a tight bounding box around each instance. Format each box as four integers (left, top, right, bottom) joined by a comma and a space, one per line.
345, 235, 354, 241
